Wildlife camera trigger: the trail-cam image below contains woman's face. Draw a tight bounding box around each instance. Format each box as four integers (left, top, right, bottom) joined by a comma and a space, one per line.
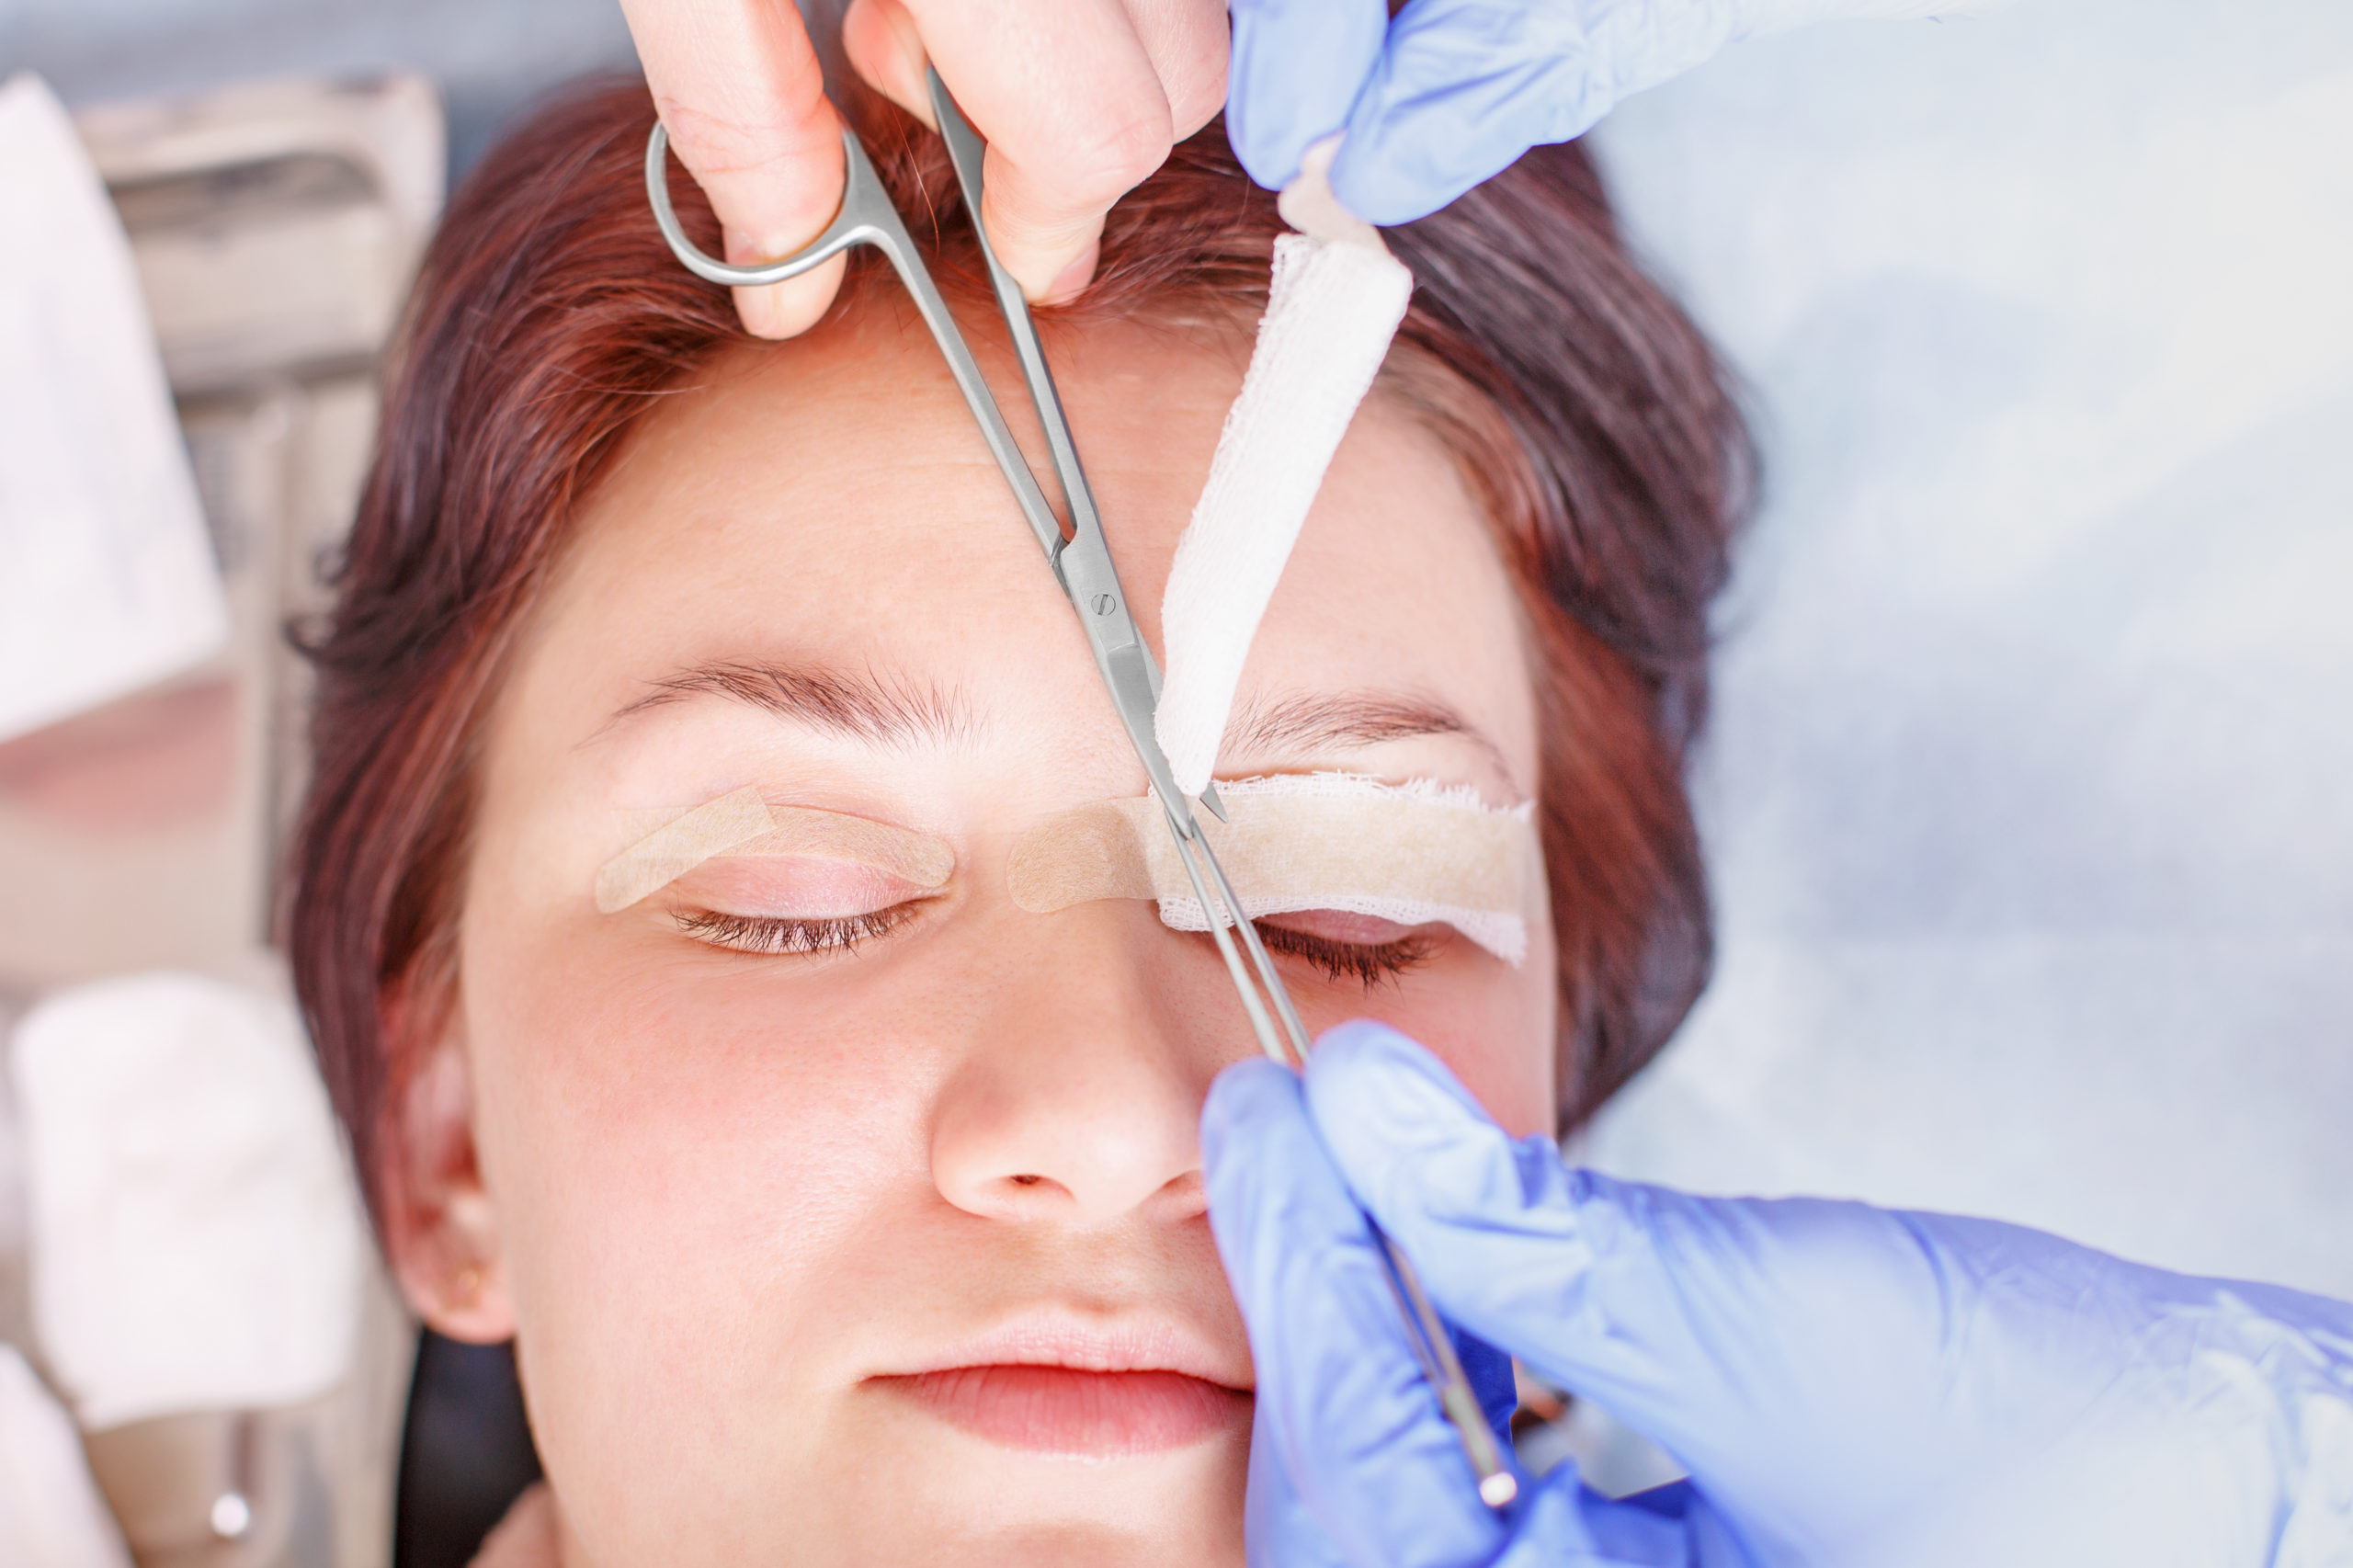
413, 302, 1554, 1565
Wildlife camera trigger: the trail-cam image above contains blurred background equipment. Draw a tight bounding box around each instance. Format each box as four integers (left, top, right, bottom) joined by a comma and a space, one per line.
0, 68, 439, 992
0, 0, 634, 177
13, 973, 384, 1568
0, 74, 225, 754
0, 53, 446, 1568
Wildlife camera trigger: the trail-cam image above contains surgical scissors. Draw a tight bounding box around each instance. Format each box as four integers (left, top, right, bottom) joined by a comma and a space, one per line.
644, 72, 1517, 1509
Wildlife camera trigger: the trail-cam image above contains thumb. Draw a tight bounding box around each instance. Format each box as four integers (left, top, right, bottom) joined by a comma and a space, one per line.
1204, 1057, 1509, 1568
1225, 0, 1389, 191
1301, 1023, 1981, 1551
621, 0, 848, 339
848, 0, 1186, 303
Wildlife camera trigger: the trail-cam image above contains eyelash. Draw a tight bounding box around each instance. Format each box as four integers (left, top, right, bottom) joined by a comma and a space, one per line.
674, 907, 916, 956
1253, 923, 1440, 991
672, 903, 1438, 986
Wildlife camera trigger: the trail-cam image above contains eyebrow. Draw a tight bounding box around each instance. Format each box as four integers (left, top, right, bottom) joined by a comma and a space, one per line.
1223, 690, 1506, 774
611, 659, 973, 747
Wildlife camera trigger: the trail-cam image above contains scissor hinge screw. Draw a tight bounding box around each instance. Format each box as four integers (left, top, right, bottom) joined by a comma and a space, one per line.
1091, 594, 1117, 615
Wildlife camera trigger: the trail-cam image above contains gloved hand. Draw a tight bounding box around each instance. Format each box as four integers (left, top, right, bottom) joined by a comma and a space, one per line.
1227, 0, 2016, 223
1203, 1020, 2353, 1568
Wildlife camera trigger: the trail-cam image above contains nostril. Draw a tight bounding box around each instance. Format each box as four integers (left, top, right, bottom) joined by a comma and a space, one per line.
1009, 1174, 1043, 1187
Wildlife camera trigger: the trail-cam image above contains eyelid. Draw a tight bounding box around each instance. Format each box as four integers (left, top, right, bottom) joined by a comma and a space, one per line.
665, 856, 938, 922
1252, 916, 1442, 990
1256, 908, 1428, 946
1006, 774, 1540, 966
596, 788, 953, 913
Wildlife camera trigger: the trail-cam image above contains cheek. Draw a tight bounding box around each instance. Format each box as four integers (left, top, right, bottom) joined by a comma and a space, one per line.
1291, 937, 1557, 1141
458, 907, 928, 1402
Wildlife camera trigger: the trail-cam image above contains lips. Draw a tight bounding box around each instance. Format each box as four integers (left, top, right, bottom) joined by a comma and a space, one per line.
874, 1316, 1253, 1459
889, 1364, 1248, 1456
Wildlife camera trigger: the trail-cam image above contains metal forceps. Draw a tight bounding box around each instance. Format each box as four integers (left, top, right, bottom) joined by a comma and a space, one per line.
643, 71, 1516, 1509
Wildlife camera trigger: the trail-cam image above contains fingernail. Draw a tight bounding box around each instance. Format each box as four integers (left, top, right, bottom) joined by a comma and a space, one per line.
733, 282, 786, 340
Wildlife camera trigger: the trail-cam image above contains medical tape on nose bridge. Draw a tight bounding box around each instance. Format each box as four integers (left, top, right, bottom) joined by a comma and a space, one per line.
1006, 774, 1540, 965
593, 784, 954, 914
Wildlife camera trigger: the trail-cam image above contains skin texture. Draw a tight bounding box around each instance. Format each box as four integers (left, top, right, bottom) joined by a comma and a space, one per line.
620, 0, 1228, 334
387, 303, 1556, 1566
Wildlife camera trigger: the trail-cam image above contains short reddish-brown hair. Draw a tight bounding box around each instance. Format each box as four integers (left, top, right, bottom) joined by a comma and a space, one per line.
289, 78, 1748, 1225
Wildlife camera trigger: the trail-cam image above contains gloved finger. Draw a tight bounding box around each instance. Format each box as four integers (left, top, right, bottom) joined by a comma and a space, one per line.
1204, 1058, 1506, 1568
1493, 1476, 1731, 1568
1241, 1388, 1361, 1568
1225, 0, 1390, 191
620, 0, 848, 339
1330, 0, 2014, 223
1300, 1022, 1971, 1525
852, 0, 1224, 301
1330, 0, 1745, 223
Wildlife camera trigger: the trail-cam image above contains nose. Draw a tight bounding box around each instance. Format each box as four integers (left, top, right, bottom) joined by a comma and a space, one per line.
930, 903, 1218, 1228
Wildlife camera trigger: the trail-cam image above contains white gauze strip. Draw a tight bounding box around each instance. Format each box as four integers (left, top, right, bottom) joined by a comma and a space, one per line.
1006, 773, 1541, 965
1152, 141, 1414, 797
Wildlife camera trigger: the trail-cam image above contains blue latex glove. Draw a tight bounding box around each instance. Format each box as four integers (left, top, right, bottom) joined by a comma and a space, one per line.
1227, 0, 2010, 223
1203, 1020, 2353, 1568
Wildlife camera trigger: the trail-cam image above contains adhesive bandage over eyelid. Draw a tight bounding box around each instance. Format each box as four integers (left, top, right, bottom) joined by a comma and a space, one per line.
1006, 774, 1543, 965
592, 785, 955, 914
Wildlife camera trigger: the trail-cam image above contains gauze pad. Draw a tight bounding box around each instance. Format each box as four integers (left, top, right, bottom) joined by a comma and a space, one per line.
1007, 773, 1540, 964
1153, 140, 1415, 797
594, 785, 953, 914
0, 1346, 133, 1567
11, 974, 364, 1430
0, 74, 227, 744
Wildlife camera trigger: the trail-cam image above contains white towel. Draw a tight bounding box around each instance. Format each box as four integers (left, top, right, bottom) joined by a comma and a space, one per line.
11, 973, 364, 1430
0, 74, 225, 744
1153, 139, 1413, 798
0, 1346, 132, 1568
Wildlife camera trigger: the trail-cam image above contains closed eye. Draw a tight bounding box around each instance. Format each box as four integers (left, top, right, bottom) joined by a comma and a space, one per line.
1252, 913, 1443, 991
673, 905, 921, 957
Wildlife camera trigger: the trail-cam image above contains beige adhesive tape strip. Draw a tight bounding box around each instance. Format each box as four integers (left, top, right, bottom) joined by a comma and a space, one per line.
595, 785, 954, 914
1007, 775, 1541, 964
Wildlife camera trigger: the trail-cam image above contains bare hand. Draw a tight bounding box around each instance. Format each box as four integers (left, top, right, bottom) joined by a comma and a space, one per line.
620, 0, 1229, 338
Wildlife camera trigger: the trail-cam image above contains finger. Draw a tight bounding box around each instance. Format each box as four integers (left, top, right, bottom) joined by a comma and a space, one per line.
1300, 1022, 1957, 1504
1241, 1391, 1361, 1568
1119, 0, 1231, 141
847, 0, 1226, 144
1494, 1477, 1711, 1568
1225, 0, 1390, 191
841, 0, 936, 127
1203, 1059, 1506, 1568
887, 0, 1181, 301
620, 0, 848, 337
1328, 0, 1740, 223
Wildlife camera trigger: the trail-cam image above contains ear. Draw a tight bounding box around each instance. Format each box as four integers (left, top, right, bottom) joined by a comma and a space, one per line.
377, 989, 517, 1344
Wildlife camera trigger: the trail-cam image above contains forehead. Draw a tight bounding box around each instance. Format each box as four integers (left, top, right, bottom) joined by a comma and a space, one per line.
493, 301, 1536, 806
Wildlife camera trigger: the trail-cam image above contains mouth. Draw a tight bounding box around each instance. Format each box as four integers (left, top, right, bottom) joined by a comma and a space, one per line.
883, 1365, 1248, 1457
873, 1318, 1253, 1458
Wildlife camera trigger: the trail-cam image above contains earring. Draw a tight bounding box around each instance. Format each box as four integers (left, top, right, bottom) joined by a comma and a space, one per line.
453, 1266, 483, 1305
